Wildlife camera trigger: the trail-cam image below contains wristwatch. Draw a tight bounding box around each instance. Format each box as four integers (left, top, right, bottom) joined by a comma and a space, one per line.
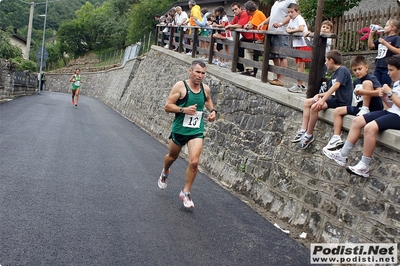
387, 90, 393, 99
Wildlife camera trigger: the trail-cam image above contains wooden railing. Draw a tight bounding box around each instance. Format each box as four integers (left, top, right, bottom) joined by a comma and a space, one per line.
332, 7, 400, 51
156, 25, 336, 97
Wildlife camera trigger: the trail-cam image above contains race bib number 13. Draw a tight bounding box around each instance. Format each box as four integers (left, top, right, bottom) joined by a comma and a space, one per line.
182, 112, 203, 128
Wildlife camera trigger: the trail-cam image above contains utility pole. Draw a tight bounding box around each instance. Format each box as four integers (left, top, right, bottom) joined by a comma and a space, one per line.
38, 0, 48, 94
26, 2, 35, 60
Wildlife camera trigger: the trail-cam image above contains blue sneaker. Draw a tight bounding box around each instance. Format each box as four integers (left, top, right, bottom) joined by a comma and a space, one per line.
297, 135, 314, 149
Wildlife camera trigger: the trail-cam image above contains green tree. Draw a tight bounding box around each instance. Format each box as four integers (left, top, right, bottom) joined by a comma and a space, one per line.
0, 30, 23, 59
0, 30, 37, 72
0, 0, 108, 59
126, 0, 174, 45
298, 0, 362, 27
56, 0, 132, 57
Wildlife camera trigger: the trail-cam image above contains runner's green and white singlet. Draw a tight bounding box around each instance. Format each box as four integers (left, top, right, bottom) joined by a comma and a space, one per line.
71, 75, 81, 90
171, 81, 206, 136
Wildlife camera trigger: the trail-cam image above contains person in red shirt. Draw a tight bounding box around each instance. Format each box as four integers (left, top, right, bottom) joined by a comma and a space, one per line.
225, 2, 253, 74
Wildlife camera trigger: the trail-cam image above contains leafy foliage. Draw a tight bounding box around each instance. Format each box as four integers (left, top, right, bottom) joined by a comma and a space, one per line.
0, 0, 108, 60
0, 30, 23, 59
56, 0, 137, 58
126, 0, 175, 45
9, 56, 38, 72
297, 0, 362, 27
0, 31, 36, 71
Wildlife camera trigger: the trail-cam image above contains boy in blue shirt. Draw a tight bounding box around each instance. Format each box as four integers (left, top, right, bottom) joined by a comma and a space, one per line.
292, 50, 353, 149
324, 55, 383, 150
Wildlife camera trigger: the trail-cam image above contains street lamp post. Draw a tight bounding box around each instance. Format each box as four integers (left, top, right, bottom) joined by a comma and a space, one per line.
38, 0, 48, 94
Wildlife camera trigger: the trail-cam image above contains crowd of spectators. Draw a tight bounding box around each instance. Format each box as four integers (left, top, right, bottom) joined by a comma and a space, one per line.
156, 2, 400, 178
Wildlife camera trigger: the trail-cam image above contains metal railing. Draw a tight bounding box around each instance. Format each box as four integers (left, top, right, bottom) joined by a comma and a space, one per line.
155, 25, 336, 98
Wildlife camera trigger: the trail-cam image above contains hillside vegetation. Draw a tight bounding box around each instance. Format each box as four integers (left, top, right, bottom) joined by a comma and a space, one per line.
1, 0, 173, 69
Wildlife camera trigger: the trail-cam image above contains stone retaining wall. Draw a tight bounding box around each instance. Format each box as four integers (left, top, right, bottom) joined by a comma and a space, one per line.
44, 46, 400, 255
0, 60, 37, 101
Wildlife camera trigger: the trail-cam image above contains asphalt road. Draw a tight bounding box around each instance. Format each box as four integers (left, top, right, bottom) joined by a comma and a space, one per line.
0, 92, 315, 266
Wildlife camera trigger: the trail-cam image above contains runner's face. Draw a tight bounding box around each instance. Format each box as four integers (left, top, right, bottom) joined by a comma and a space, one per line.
189, 64, 206, 84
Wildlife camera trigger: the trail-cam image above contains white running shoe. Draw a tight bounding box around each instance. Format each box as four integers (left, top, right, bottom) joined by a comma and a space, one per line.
186, 51, 192, 55
212, 59, 220, 65
158, 171, 168, 190
164, 44, 169, 49
346, 161, 370, 177
356, 106, 370, 116
218, 62, 229, 68
322, 148, 347, 166
324, 137, 344, 150
179, 190, 194, 208
287, 84, 302, 93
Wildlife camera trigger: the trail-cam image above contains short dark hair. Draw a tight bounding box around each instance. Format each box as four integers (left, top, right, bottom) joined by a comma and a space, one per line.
231, 2, 241, 8
200, 8, 208, 15
243, 1, 257, 12
386, 54, 400, 69
350, 55, 367, 67
191, 60, 206, 69
326, 50, 342, 65
287, 3, 299, 11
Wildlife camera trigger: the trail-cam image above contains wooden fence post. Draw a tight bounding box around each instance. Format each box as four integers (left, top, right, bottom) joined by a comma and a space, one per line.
191, 28, 199, 58
307, 0, 324, 98
261, 33, 271, 83
230, 31, 240, 73
208, 29, 216, 65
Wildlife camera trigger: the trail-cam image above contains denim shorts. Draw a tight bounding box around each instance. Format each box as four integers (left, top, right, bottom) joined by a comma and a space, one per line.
270, 35, 289, 59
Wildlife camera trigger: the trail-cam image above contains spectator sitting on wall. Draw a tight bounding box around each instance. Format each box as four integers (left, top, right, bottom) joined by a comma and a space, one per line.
323, 55, 400, 178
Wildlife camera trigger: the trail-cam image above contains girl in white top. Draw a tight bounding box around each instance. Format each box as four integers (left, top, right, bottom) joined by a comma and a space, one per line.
323, 54, 400, 178
211, 6, 231, 66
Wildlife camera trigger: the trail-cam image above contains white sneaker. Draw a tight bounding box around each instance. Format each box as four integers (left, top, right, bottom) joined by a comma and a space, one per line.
164, 44, 169, 49
346, 161, 370, 177
179, 190, 194, 208
287, 84, 305, 93
212, 59, 220, 65
324, 137, 344, 150
186, 51, 192, 55
322, 148, 348, 166
218, 62, 229, 68
157, 171, 168, 190
356, 106, 370, 116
